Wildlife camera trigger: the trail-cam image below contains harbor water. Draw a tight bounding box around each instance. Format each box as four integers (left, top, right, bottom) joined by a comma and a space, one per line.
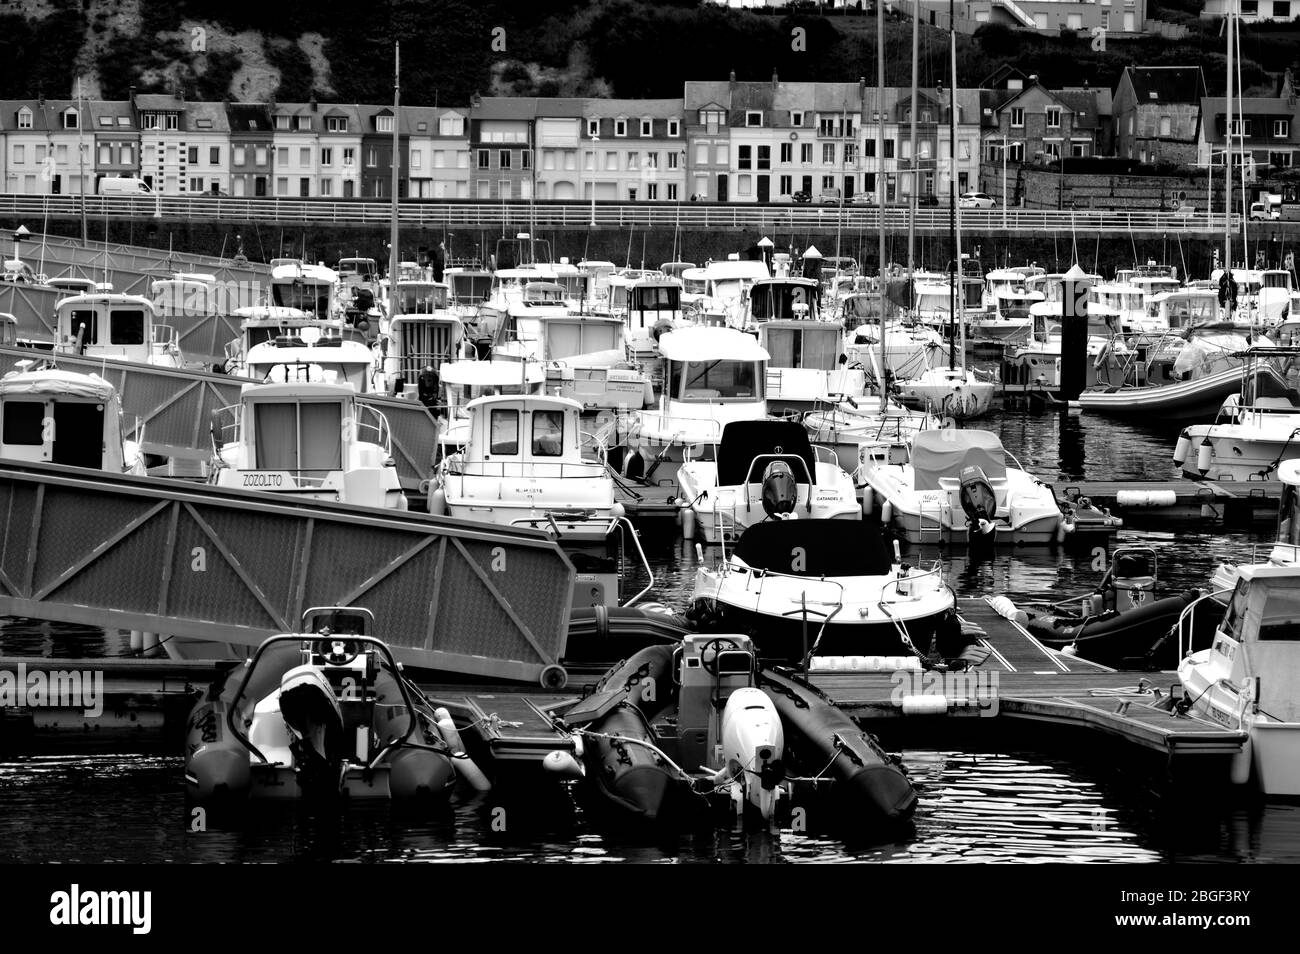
2, 407, 1298, 863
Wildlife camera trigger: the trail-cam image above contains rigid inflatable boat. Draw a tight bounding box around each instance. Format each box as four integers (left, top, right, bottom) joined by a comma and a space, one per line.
184, 607, 469, 804
1024, 590, 1200, 669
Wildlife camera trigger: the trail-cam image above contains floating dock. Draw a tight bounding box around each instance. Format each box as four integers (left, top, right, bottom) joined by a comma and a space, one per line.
1057, 479, 1278, 527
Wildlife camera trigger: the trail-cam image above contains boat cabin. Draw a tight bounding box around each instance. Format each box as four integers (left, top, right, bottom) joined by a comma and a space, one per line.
1211, 565, 1300, 723
445, 268, 494, 310
47, 277, 100, 298
55, 293, 179, 366
269, 263, 338, 318
0, 313, 16, 347
659, 261, 696, 282
658, 327, 768, 425
337, 257, 380, 283
0, 364, 136, 471
748, 277, 821, 323
378, 281, 465, 397
626, 279, 682, 337
1145, 290, 1219, 331
245, 329, 373, 392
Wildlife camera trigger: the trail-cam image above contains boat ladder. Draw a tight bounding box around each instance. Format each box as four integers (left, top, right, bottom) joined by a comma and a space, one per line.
916, 495, 947, 541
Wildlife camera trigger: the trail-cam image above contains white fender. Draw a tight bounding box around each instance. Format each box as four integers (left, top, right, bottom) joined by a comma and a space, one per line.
1230, 734, 1253, 786
428, 487, 447, 517
1172, 432, 1191, 466
861, 486, 874, 518
681, 506, 696, 541
881, 500, 894, 525
721, 687, 784, 823
1196, 440, 1213, 475
433, 707, 492, 792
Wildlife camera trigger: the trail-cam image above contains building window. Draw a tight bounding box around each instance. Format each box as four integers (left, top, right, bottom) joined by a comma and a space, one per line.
499, 149, 511, 169
343, 147, 355, 168
98, 144, 111, 164
716, 145, 729, 164
377, 115, 394, 133
187, 146, 198, 164
521, 150, 530, 170
63, 109, 78, 129
321, 179, 333, 196
439, 115, 464, 136
640, 118, 652, 136
587, 119, 600, 137
17, 107, 32, 129
800, 143, 812, 163
1230, 119, 1252, 136
844, 143, 857, 164
737, 175, 751, 196
300, 147, 311, 166
746, 111, 763, 127
276, 177, 288, 196
615, 118, 627, 137
297, 116, 312, 131
738, 145, 752, 170
498, 179, 511, 198
779, 174, 793, 194
1046, 107, 1062, 129
1275, 120, 1291, 138
1071, 141, 1088, 157
166, 114, 178, 131
822, 175, 835, 189
1011, 108, 1025, 129
822, 143, 836, 164
477, 149, 489, 169
276, 147, 289, 165
321, 147, 332, 166
667, 119, 680, 137
791, 111, 804, 127
275, 115, 290, 130
884, 139, 895, 159
756, 145, 770, 170
667, 183, 678, 200
780, 142, 793, 163
1160, 116, 1172, 137
646, 183, 658, 200
646, 152, 658, 168
668, 152, 679, 169
627, 152, 639, 170
864, 139, 875, 158
300, 178, 310, 197
255, 146, 267, 166
411, 150, 421, 170
1273, 0, 1288, 15
366, 148, 377, 168
189, 177, 203, 192
606, 151, 618, 170
209, 147, 220, 164
328, 117, 348, 133
233, 145, 246, 165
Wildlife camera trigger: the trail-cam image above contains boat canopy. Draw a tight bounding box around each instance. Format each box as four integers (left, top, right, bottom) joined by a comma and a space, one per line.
0, 368, 115, 401
911, 429, 1007, 491
716, 420, 816, 487
733, 519, 893, 577
658, 327, 769, 362
440, 360, 545, 387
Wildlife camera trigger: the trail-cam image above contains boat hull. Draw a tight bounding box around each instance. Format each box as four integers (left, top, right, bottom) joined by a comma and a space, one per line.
1080, 365, 1266, 421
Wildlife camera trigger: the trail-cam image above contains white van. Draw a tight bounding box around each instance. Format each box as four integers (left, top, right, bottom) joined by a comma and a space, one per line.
98, 176, 153, 196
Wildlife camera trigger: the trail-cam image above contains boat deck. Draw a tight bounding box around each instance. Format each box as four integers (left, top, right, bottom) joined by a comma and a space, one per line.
1056, 478, 1277, 527
429, 690, 579, 763
806, 598, 1246, 757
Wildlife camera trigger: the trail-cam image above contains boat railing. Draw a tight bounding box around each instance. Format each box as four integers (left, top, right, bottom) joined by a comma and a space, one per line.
443, 458, 609, 479
877, 561, 946, 605
1175, 586, 1234, 660
510, 513, 654, 607
354, 402, 394, 454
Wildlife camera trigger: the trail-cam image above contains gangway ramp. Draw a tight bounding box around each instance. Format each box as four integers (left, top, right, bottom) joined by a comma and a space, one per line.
0, 346, 438, 492
0, 461, 574, 685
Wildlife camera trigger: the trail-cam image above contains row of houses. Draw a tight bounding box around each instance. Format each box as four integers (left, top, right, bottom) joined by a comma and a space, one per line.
2, 69, 1296, 203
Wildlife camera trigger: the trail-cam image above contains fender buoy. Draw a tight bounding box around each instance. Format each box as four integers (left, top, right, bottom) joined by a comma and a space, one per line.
433, 707, 492, 792
861, 486, 874, 518
1196, 440, 1213, 474
681, 507, 697, 540
1230, 734, 1253, 785
1172, 430, 1191, 466
881, 500, 894, 525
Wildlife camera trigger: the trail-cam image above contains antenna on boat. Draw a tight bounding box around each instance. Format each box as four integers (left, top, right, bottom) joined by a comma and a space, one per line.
879, 0, 893, 414
387, 41, 401, 336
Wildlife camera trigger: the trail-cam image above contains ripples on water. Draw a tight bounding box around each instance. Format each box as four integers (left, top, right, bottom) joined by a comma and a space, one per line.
1, 406, 1295, 863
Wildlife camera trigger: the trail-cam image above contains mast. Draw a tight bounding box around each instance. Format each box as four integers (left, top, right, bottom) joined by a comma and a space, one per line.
387, 42, 401, 329
948, 0, 962, 372
1224, 4, 1233, 279
877, 0, 889, 411
78, 78, 87, 246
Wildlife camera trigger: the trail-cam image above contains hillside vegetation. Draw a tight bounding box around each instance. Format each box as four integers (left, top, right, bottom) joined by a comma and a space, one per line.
0, 0, 1295, 104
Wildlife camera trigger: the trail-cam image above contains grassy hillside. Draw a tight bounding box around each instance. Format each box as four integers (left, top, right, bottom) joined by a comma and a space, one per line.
0, 0, 1294, 104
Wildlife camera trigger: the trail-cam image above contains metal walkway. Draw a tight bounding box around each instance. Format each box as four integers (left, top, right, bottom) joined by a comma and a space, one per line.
0, 461, 575, 684
0, 347, 438, 491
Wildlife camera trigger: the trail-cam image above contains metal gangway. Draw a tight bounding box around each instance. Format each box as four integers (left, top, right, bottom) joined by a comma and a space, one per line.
0, 460, 576, 685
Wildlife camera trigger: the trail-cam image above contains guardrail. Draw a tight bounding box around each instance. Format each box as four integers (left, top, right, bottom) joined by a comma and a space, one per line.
0, 193, 1244, 235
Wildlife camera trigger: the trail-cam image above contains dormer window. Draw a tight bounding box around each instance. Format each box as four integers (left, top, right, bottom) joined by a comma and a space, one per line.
98, 116, 112, 127
640, 118, 652, 136
276, 115, 291, 130
327, 116, 348, 133
746, 111, 763, 127
615, 118, 627, 137
297, 116, 312, 131
17, 107, 32, 129
791, 111, 804, 127
377, 114, 394, 133
667, 118, 680, 137
587, 119, 600, 136
63, 109, 78, 129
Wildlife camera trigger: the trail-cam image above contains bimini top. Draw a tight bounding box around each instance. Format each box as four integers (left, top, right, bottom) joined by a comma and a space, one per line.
657, 327, 770, 362
702, 260, 770, 282
717, 419, 816, 488
271, 263, 338, 284
0, 366, 116, 402
911, 429, 1007, 491
440, 359, 545, 387
733, 519, 893, 577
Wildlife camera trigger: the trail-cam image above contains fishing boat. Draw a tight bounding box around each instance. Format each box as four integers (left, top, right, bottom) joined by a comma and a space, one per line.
372, 279, 466, 401
1178, 564, 1300, 795
759, 311, 868, 416
239, 324, 375, 393
841, 292, 949, 376
1173, 347, 1300, 480
676, 419, 859, 545
611, 327, 769, 516
184, 608, 462, 803
802, 397, 937, 475
696, 259, 770, 329
268, 262, 341, 321
689, 519, 958, 663
54, 293, 182, 367
434, 358, 546, 455
616, 275, 685, 358
0, 361, 144, 474
858, 428, 1064, 546
972, 268, 1042, 342
208, 370, 408, 510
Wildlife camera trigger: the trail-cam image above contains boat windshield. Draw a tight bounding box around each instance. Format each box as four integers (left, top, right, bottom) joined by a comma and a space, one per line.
763, 326, 839, 371
750, 283, 817, 321
631, 284, 680, 311
547, 321, 622, 359
253, 401, 344, 473
668, 359, 764, 402
449, 273, 493, 305
397, 284, 449, 312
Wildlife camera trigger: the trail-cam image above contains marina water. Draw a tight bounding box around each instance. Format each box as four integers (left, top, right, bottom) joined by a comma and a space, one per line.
3, 408, 1298, 863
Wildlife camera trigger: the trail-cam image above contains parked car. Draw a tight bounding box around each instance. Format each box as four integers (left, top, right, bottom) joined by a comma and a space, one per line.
818, 188, 843, 205
849, 193, 874, 206
1250, 202, 1280, 221
792, 190, 812, 204
958, 192, 996, 210
916, 193, 940, 207
98, 176, 153, 196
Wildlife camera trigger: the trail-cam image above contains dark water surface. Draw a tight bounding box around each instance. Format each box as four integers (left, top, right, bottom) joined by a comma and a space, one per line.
3, 405, 1296, 863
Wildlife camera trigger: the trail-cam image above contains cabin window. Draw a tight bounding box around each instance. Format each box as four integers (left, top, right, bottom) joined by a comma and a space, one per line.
50, 402, 106, 468
68, 309, 97, 347
110, 310, 146, 345
531, 410, 564, 457
254, 401, 343, 474
1259, 588, 1300, 640
2, 401, 45, 446
673, 359, 760, 400
489, 409, 519, 455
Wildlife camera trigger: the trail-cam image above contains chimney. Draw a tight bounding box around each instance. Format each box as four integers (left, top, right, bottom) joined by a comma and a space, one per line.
729, 70, 736, 83
310, 94, 318, 112
772, 69, 778, 89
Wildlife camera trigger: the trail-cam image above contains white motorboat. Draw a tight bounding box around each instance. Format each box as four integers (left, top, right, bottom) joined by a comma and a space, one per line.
896, 364, 996, 421
55, 293, 182, 367
0, 361, 144, 473
696, 259, 770, 329
802, 397, 938, 475
434, 358, 545, 456
620, 276, 686, 357
1088, 281, 1155, 335
372, 279, 466, 401
268, 262, 341, 321
971, 277, 1041, 343
1174, 348, 1300, 480
209, 371, 407, 510
1178, 563, 1300, 795
840, 293, 949, 377
689, 519, 956, 662
759, 314, 869, 416
677, 419, 859, 545
858, 428, 1064, 546
614, 326, 769, 515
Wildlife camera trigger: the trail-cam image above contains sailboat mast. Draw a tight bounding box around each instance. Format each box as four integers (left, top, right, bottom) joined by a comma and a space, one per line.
387, 42, 401, 328
948, 0, 960, 372
1224, 6, 1233, 278
877, 0, 889, 412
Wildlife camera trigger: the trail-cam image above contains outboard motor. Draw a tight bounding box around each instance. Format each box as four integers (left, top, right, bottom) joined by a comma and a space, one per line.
958, 464, 998, 542
279, 661, 347, 794
761, 461, 799, 518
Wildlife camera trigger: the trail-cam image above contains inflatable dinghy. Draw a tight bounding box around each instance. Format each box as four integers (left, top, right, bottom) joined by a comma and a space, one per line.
1025, 589, 1200, 668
